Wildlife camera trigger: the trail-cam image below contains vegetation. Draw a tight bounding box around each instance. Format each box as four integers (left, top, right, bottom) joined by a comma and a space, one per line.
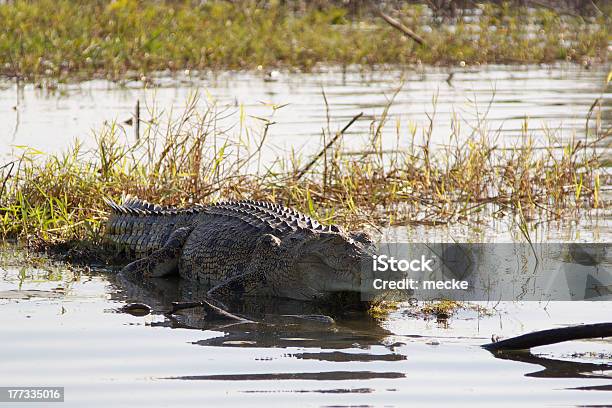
0, 0, 609, 82
0, 91, 607, 253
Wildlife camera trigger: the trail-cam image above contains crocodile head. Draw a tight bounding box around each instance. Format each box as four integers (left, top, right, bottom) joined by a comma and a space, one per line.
279, 227, 375, 301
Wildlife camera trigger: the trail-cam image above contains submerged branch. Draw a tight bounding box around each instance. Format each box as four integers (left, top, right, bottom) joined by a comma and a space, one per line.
167, 300, 248, 322
482, 323, 612, 351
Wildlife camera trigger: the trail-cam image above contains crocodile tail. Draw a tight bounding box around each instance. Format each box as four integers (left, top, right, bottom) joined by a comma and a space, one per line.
103, 195, 174, 215
103, 196, 123, 214
103, 196, 193, 256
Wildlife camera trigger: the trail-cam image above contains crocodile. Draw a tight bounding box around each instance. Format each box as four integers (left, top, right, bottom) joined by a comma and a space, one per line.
104, 196, 374, 301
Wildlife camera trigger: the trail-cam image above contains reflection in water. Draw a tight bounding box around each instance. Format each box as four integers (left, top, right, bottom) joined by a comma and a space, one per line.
113, 272, 392, 349
112, 271, 612, 386
569, 384, 612, 391
1, 253, 610, 406
167, 371, 406, 381
240, 387, 375, 394
491, 351, 612, 380
292, 351, 406, 362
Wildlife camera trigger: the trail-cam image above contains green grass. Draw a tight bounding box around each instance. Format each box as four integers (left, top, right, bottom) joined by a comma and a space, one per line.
0, 0, 609, 82
0, 92, 608, 253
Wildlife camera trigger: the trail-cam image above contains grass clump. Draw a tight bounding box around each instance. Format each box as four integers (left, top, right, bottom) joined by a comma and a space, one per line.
368, 300, 401, 319
419, 299, 464, 319
0, 0, 609, 82
0, 91, 608, 252
403, 299, 493, 320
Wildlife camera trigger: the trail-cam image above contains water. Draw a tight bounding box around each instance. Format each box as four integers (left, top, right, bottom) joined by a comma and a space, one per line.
1, 64, 610, 163
0, 64, 610, 406
0, 249, 610, 407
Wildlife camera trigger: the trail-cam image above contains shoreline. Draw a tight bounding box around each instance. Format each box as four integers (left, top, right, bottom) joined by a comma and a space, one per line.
1, 60, 609, 88
1, 0, 609, 83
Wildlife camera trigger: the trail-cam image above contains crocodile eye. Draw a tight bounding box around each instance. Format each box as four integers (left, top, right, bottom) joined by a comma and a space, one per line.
351, 231, 373, 245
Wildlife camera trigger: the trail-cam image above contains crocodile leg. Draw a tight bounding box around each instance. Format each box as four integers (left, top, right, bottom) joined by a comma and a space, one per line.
207, 234, 283, 298
120, 227, 193, 281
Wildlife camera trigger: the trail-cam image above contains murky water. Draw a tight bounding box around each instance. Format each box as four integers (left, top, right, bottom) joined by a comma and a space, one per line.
0, 245, 610, 407
1, 64, 610, 163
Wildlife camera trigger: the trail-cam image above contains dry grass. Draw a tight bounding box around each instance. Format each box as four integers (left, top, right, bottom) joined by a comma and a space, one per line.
0, 91, 608, 252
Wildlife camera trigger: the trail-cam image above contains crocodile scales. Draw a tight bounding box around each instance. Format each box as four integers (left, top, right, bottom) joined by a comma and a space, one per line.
104, 196, 373, 301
